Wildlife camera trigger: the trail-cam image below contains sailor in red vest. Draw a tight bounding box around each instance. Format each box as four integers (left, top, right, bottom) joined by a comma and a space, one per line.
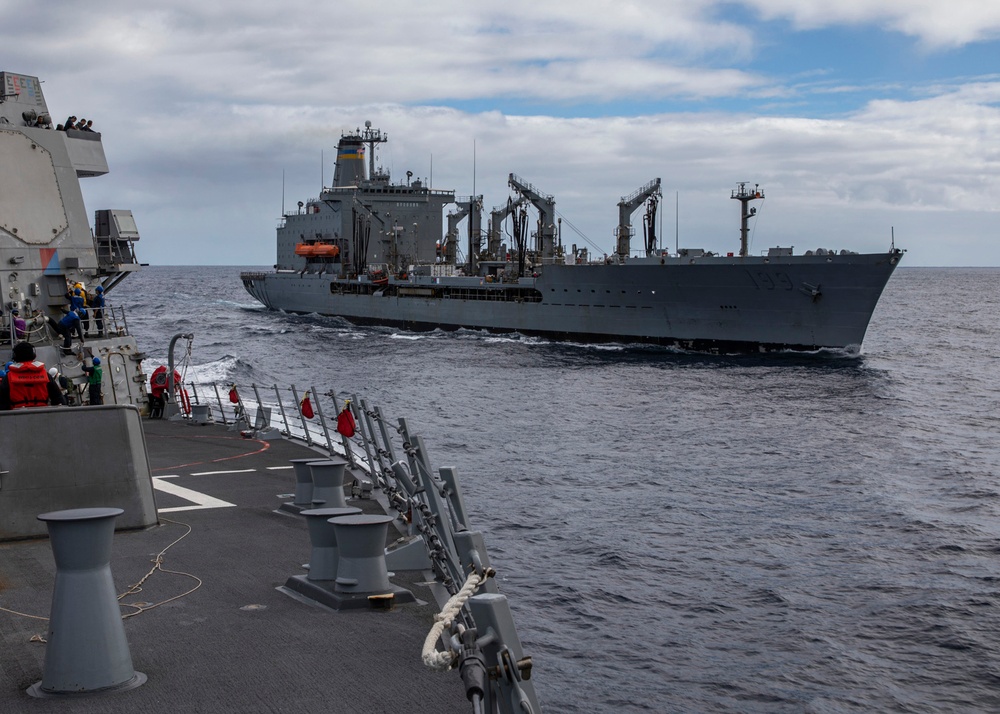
148, 365, 183, 419
0, 342, 67, 409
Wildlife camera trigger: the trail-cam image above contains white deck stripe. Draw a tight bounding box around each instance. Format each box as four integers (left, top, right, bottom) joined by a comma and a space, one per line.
153, 476, 237, 512
266, 465, 295, 470
189, 469, 257, 476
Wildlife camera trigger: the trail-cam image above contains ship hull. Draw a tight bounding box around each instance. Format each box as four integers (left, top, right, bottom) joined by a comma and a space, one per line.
242, 250, 902, 353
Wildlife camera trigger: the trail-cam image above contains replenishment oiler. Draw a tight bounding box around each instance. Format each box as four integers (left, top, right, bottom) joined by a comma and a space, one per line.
241, 123, 903, 354
1, 72, 538, 713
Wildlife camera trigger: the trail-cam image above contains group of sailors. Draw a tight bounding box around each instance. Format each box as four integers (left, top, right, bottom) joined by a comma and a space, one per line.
0, 341, 103, 410
0, 280, 110, 409
48, 283, 106, 351
3, 283, 107, 350
58, 115, 96, 132
20, 114, 98, 132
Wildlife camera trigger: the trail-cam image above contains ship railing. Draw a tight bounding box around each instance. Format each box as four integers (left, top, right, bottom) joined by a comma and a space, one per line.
0, 303, 132, 349
95, 239, 139, 267
179, 380, 540, 714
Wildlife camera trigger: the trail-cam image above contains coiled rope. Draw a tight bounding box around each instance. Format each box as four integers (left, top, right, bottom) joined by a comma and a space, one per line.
422, 570, 484, 671
0, 517, 201, 641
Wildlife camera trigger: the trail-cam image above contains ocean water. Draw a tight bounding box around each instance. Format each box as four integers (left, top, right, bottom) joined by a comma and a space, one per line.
114, 266, 1000, 713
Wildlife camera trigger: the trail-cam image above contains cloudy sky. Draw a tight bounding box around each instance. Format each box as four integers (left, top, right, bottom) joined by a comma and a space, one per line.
4, 1, 999, 266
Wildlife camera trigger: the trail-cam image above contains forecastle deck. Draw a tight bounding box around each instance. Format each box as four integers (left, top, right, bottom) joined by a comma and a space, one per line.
0, 417, 467, 712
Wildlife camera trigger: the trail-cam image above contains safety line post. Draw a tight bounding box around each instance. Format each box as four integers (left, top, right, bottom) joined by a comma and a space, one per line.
311, 385, 335, 455
290, 384, 312, 446
273, 384, 291, 435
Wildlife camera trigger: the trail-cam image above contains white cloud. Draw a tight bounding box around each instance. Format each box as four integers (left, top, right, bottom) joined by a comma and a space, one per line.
7, 2, 766, 106
75, 81, 1000, 267
4, 0, 999, 267
740, 0, 1000, 48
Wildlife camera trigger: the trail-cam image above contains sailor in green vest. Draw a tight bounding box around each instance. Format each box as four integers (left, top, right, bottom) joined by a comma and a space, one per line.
83, 356, 103, 405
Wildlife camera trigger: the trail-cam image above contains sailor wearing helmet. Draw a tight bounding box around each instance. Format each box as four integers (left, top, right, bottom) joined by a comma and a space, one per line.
82, 356, 103, 405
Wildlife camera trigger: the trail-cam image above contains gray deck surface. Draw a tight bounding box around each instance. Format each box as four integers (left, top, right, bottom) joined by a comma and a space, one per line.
0, 418, 467, 712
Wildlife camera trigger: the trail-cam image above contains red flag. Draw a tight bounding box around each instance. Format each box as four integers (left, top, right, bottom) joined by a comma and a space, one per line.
336, 407, 356, 437
300, 394, 314, 419
228, 386, 239, 404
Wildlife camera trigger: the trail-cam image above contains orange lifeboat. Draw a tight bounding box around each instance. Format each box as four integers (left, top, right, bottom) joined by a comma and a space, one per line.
313, 243, 339, 258
295, 243, 318, 257
295, 242, 339, 258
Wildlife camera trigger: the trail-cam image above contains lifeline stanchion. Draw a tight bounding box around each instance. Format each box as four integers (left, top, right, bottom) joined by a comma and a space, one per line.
27, 507, 146, 698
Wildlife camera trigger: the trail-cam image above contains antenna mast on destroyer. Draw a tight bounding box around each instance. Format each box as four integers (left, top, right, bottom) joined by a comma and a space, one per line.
731, 182, 764, 258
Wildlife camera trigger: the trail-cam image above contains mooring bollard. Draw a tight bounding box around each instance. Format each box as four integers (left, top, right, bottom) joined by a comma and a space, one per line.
27, 507, 146, 698
300, 507, 362, 581
331, 514, 395, 594
307, 458, 350, 509
290, 458, 325, 507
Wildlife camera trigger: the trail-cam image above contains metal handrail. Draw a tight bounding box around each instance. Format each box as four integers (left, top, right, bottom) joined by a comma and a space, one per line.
179, 379, 540, 713
0, 303, 132, 348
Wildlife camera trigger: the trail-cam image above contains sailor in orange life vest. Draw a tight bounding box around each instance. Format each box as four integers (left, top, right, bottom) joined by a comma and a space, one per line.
0, 342, 67, 410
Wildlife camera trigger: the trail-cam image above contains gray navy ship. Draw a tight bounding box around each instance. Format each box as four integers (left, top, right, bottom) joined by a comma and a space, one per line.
241, 123, 903, 354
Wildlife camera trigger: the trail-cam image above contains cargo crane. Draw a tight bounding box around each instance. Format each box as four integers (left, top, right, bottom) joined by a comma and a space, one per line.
445, 195, 483, 273
508, 173, 557, 266
615, 178, 662, 261
487, 195, 527, 261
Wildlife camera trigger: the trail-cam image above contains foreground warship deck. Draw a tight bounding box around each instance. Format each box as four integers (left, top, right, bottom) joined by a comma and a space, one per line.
0, 416, 469, 712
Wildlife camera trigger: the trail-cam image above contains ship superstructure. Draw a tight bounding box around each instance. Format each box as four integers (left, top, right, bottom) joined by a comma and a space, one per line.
243, 124, 902, 353
0, 71, 146, 402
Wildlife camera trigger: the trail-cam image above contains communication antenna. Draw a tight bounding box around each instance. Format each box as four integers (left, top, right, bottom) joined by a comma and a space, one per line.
321, 150, 324, 191
891, 226, 895, 251
281, 169, 285, 217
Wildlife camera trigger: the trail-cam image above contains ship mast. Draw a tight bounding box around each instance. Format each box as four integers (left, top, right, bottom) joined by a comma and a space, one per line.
731, 182, 764, 258
359, 121, 387, 179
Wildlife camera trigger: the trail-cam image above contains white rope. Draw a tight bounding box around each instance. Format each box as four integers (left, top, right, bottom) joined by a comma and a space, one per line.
178, 337, 193, 385
421, 570, 483, 671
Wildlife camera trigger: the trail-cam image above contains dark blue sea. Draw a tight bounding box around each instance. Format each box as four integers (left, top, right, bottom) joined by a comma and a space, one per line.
114, 266, 1000, 713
